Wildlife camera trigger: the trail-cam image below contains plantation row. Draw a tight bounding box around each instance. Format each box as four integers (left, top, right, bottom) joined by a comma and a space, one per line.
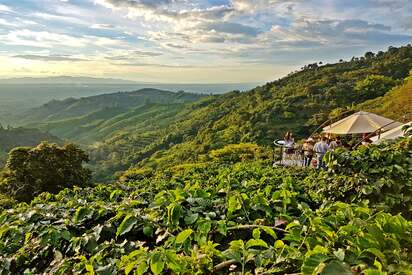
0, 138, 411, 274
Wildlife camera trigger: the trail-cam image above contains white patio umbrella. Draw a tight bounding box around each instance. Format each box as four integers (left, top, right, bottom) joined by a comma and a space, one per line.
323, 111, 402, 134
371, 122, 411, 144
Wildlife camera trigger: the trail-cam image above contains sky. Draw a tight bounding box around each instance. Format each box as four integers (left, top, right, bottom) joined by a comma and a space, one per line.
0, 0, 411, 83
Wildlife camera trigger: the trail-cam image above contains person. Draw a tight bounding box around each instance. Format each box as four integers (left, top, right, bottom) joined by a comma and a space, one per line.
302, 138, 314, 167
362, 133, 372, 146
329, 136, 342, 152
314, 136, 329, 170
284, 132, 295, 154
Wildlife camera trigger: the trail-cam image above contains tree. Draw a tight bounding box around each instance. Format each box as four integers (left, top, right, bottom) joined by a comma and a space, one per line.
0, 142, 91, 202
364, 51, 375, 59
354, 74, 397, 100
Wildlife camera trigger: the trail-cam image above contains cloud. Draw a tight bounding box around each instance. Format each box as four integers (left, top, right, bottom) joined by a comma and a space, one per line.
105, 50, 163, 60
91, 23, 116, 29
0, 29, 89, 48
95, 0, 234, 23
0, 4, 12, 13
198, 21, 261, 37
266, 18, 407, 47
232, 0, 296, 13
13, 54, 89, 61
32, 12, 86, 25
2, 0, 412, 82
112, 62, 196, 68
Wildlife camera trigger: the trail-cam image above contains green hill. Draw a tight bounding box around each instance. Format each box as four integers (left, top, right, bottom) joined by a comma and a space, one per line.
357, 77, 412, 122
112, 45, 412, 176
14, 45, 412, 181
0, 126, 61, 166
18, 89, 206, 144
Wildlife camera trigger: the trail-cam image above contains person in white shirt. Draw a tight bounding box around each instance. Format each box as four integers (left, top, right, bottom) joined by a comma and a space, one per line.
284, 132, 295, 154
314, 136, 329, 170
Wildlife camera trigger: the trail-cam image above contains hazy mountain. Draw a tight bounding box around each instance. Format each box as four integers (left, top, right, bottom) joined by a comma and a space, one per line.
19, 88, 206, 144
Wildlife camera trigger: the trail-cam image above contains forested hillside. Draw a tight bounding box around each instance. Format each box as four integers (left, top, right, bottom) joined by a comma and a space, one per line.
12, 46, 412, 181
358, 77, 412, 121
18, 89, 206, 144
0, 126, 61, 166
94, 46, 412, 180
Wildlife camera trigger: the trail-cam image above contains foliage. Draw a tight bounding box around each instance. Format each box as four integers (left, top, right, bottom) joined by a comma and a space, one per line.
354, 74, 397, 101
358, 77, 412, 122
1, 144, 412, 274
117, 45, 412, 176
0, 126, 61, 167
9, 46, 412, 180
209, 143, 270, 163
0, 142, 92, 202
305, 138, 412, 218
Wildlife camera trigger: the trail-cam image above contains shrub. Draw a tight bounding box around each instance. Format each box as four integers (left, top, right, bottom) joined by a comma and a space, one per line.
0, 142, 91, 202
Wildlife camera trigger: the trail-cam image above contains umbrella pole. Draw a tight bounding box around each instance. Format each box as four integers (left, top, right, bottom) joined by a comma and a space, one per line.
353, 120, 399, 149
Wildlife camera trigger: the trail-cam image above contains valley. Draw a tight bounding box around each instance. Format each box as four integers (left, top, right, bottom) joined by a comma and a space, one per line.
1, 45, 412, 274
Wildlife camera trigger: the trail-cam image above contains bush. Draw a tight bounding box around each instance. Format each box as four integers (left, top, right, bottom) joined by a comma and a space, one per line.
0, 142, 92, 202
304, 137, 412, 217
210, 143, 269, 163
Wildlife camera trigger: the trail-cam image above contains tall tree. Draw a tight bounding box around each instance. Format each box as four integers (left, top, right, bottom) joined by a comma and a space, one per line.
0, 142, 91, 202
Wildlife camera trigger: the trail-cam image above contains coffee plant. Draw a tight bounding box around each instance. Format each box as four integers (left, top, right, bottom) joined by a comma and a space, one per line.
1, 138, 412, 274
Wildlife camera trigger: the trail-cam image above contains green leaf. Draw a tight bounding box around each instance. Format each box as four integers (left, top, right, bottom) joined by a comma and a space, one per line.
116, 215, 138, 238
125, 260, 139, 275
301, 254, 329, 275
85, 263, 95, 275
134, 261, 148, 275
364, 270, 386, 275
252, 228, 261, 239
184, 213, 199, 225
61, 230, 71, 241
167, 204, 183, 225
374, 259, 383, 271
228, 194, 242, 214
197, 220, 212, 235
322, 261, 352, 275
246, 239, 268, 249
165, 251, 183, 273
176, 229, 193, 243
73, 207, 93, 223
150, 252, 165, 275
217, 220, 227, 236
261, 226, 277, 239
366, 248, 386, 264
333, 249, 345, 261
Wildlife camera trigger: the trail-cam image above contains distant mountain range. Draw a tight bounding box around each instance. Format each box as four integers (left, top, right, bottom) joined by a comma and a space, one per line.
6, 45, 412, 182
18, 88, 206, 144
0, 76, 139, 84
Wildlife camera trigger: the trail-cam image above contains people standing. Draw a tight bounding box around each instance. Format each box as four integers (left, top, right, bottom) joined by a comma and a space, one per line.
314, 136, 329, 170
361, 133, 372, 146
329, 136, 342, 152
283, 132, 295, 151
302, 138, 314, 167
